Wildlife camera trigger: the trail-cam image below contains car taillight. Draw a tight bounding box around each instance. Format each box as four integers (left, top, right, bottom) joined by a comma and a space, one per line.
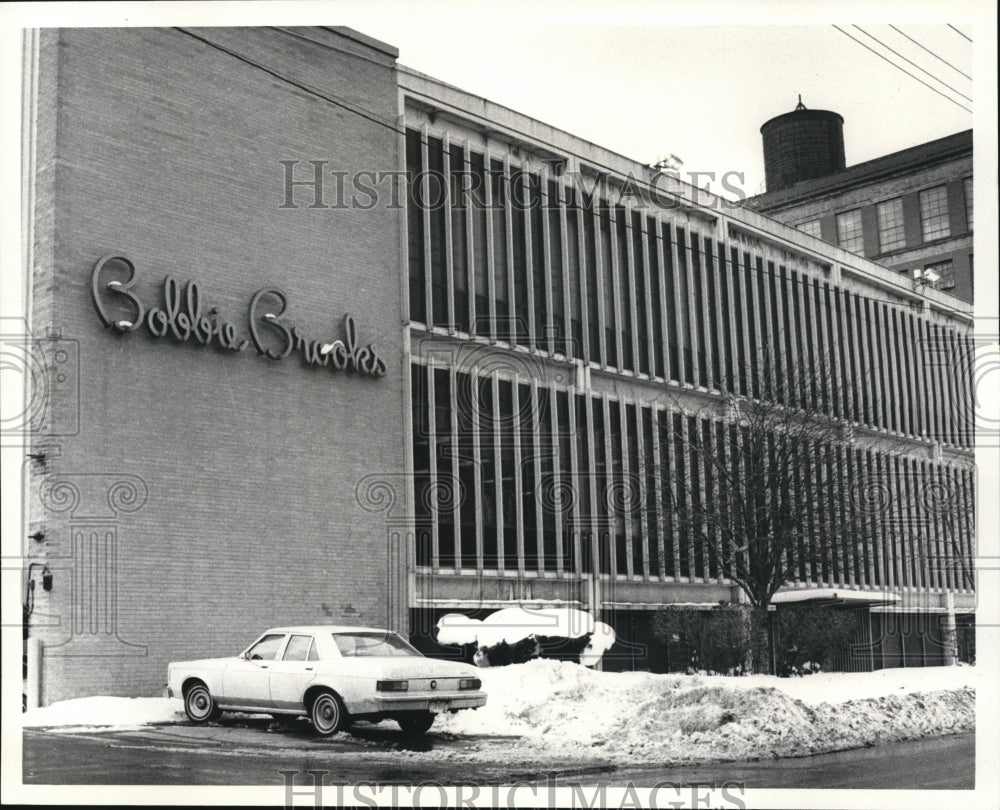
459, 678, 481, 690
376, 679, 409, 692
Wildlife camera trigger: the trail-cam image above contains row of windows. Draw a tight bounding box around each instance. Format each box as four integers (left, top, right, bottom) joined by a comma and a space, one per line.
410, 362, 975, 593
799, 178, 972, 255
407, 129, 973, 448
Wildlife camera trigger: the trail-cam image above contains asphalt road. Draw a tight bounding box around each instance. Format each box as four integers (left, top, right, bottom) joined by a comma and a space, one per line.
22, 715, 974, 791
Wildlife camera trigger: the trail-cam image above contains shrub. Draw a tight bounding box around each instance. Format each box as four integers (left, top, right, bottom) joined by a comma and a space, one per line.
773, 605, 859, 675
651, 605, 752, 674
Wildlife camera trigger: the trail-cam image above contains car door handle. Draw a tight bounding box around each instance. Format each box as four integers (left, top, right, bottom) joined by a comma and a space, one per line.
305, 667, 314, 671
260, 665, 268, 669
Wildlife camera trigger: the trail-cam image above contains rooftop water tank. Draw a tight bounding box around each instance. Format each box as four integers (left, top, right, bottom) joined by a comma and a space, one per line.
760, 98, 845, 192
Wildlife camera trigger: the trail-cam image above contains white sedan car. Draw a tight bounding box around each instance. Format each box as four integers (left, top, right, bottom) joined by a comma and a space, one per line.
165, 626, 486, 736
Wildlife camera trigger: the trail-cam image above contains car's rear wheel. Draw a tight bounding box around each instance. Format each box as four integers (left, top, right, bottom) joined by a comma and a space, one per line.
309, 691, 346, 736
397, 711, 435, 735
184, 682, 222, 723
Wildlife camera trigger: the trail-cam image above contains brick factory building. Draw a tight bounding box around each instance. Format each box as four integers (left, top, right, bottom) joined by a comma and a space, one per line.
21, 27, 975, 704
748, 101, 973, 303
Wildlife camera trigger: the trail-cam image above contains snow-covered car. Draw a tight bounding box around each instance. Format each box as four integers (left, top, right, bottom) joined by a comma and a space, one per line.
165, 625, 486, 736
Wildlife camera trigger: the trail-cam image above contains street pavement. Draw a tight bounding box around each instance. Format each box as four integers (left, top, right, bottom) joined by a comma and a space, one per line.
21, 714, 974, 790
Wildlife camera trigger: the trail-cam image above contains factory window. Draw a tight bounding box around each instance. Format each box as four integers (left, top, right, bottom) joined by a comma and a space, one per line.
876, 197, 906, 252
919, 186, 951, 242
835, 210, 863, 254
964, 177, 973, 230
797, 220, 821, 238
926, 259, 955, 291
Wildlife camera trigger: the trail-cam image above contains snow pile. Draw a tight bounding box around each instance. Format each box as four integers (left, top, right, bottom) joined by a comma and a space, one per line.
719, 663, 978, 705
22, 696, 185, 732
435, 659, 976, 764
21, 664, 975, 765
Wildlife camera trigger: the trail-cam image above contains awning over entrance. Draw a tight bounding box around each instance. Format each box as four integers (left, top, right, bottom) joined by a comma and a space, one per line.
771, 588, 902, 608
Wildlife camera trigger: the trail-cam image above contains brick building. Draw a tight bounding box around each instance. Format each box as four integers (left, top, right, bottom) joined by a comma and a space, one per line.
21, 28, 975, 703
747, 103, 973, 303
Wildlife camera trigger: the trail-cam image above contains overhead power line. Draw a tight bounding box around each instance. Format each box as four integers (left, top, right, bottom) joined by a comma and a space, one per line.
853, 25, 972, 103
888, 24, 972, 81
946, 24, 972, 43
831, 25, 972, 114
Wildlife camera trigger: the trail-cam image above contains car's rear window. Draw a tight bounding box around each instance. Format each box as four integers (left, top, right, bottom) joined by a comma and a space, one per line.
332, 631, 421, 657
283, 634, 316, 661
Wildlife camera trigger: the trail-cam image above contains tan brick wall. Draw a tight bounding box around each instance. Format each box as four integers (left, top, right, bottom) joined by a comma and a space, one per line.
27, 27, 408, 702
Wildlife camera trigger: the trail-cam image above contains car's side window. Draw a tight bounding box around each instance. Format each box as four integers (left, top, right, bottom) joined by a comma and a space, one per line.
307, 640, 319, 661
246, 633, 285, 661
283, 634, 314, 662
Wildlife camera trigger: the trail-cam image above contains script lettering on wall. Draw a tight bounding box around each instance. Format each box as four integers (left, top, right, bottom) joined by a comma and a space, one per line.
90, 255, 387, 378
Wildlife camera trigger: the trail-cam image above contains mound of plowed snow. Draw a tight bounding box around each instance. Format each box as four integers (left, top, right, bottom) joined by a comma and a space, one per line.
435, 659, 976, 763
22, 662, 975, 764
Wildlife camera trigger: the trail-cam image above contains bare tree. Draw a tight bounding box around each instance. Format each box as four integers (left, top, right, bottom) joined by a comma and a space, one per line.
664, 350, 867, 674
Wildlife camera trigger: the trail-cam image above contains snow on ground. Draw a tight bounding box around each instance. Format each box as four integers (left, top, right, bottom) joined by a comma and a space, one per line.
433, 660, 976, 764
22, 696, 186, 732
712, 661, 978, 705
22, 664, 975, 764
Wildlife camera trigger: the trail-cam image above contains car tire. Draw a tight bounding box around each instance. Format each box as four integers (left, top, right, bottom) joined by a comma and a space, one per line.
397, 712, 435, 735
184, 682, 222, 724
309, 691, 347, 737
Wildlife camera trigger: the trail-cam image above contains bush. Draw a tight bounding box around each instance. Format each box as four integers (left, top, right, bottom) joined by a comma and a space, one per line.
651, 605, 751, 674
773, 605, 859, 675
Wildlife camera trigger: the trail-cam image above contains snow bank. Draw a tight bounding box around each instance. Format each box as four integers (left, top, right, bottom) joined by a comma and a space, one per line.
22, 664, 975, 765
435, 659, 976, 764
22, 696, 185, 732
720, 662, 978, 705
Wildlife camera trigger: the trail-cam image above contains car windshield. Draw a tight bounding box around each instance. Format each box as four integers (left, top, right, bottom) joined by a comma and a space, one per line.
332, 631, 422, 658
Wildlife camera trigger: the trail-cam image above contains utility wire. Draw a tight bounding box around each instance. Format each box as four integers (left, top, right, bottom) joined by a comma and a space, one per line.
853, 25, 972, 103
174, 27, 402, 134
888, 24, 972, 81
947, 24, 972, 43
831, 25, 972, 114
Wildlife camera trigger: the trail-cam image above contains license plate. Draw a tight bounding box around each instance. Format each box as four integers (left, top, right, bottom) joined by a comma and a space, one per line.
428, 701, 449, 714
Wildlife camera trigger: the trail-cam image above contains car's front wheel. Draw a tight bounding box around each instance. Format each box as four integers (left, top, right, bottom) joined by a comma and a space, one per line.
397, 711, 435, 735
309, 691, 347, 736
184, 682, 222, 723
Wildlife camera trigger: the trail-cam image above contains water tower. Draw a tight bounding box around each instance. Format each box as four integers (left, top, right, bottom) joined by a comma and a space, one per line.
760, 96, 845, 192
